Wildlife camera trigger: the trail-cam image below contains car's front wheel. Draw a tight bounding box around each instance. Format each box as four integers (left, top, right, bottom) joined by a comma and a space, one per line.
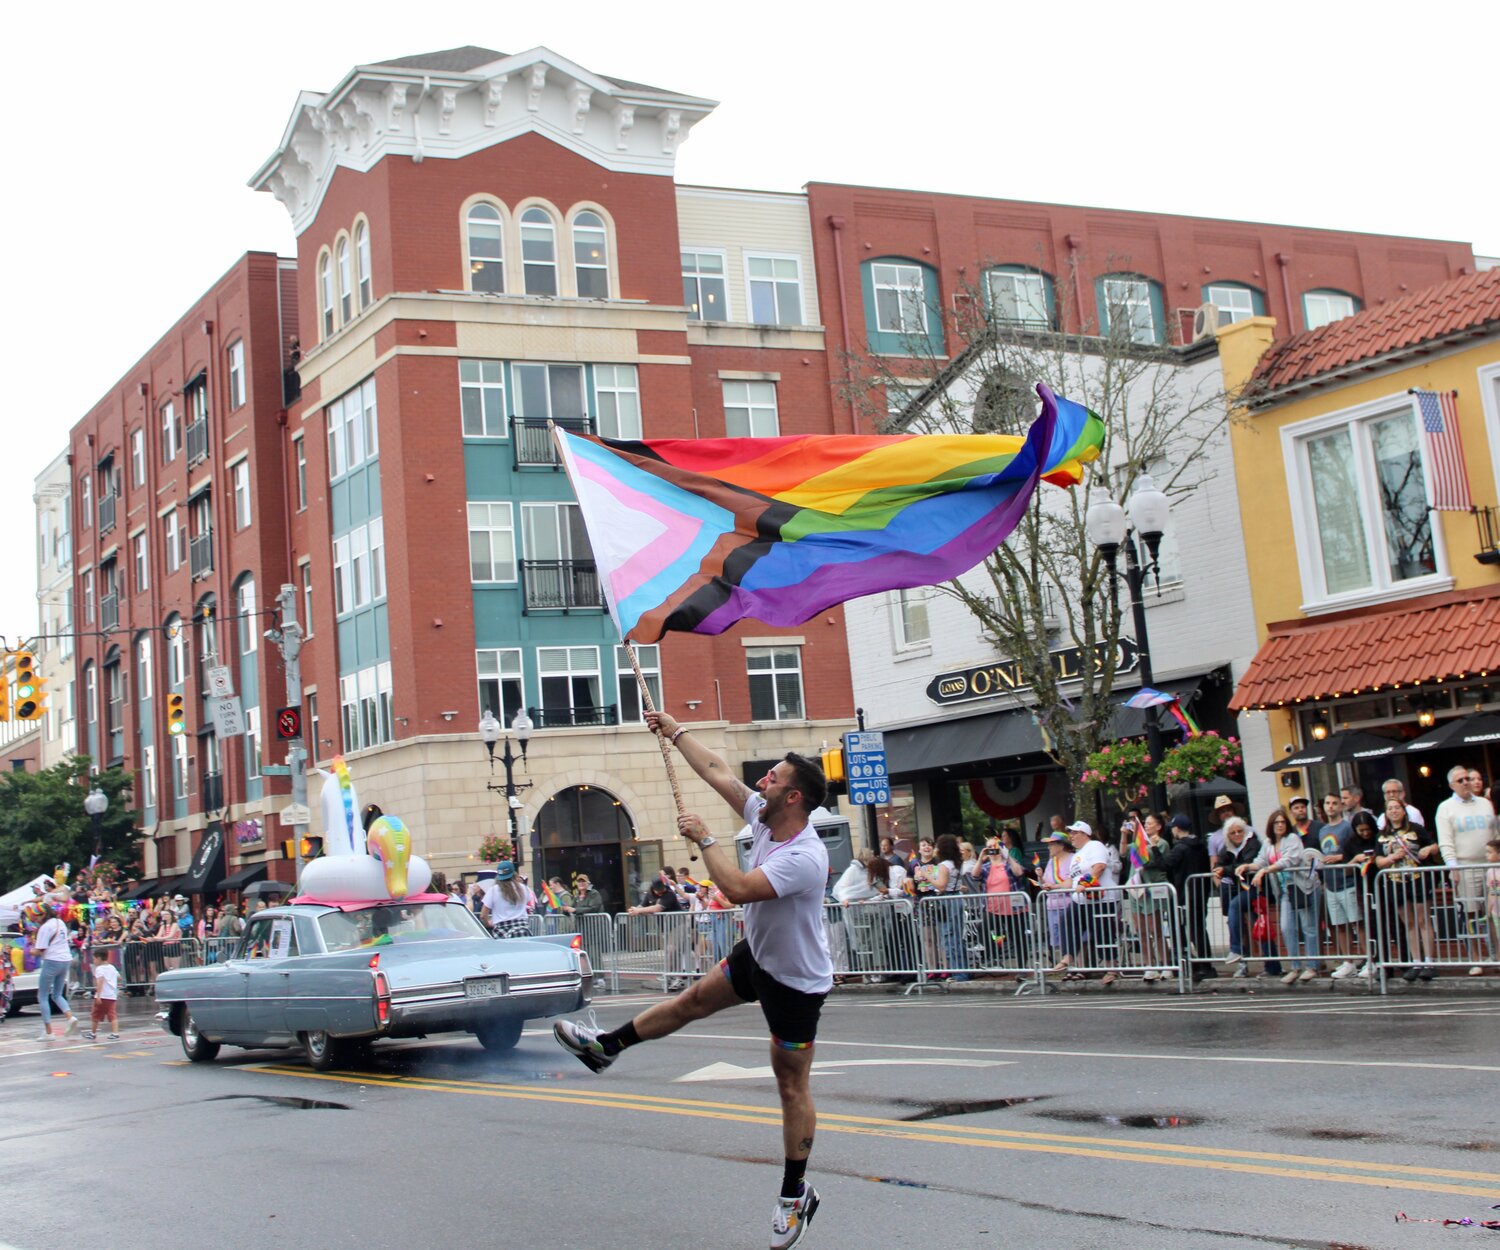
180, 1009, 221, 1063
301, 1029, 347, 1071
475, 1017, 523, 1052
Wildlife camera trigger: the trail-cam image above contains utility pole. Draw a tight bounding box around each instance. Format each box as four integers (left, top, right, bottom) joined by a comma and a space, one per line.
274, 584, 309, 882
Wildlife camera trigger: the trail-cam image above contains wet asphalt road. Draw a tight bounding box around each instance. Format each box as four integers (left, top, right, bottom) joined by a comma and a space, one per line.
3, 985, 1498, 1250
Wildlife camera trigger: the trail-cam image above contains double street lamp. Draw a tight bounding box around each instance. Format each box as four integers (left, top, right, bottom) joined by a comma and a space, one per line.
479, 710, 533, 871
1087, 472, 1172, 814
83, 786, 108, 859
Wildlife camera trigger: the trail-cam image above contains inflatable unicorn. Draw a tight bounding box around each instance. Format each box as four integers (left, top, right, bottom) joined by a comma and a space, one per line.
295, 757, 432, 902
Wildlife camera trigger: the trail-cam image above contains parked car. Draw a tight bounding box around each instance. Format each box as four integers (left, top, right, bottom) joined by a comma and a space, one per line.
2, 930, 37, 1016
154, 899, 590, 1069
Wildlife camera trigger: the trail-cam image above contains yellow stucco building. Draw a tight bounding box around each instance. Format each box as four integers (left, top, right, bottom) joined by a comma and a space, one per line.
1217, 267, 1500, 814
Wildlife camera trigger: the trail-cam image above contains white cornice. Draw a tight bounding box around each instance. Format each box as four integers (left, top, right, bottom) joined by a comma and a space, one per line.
250, 46, 717, 237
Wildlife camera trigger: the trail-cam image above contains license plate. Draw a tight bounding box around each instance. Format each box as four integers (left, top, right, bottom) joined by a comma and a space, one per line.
465, 976, 507, 999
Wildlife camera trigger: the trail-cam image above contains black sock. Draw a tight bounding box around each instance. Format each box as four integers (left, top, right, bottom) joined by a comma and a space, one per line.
598, 1020, 640, 1056
781, 1157, 808, 1199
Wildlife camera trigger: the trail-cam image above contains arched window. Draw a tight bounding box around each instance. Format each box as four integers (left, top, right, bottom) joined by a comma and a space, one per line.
861, 258, 945, 355
1096, 272, 1165, 345
985, 265, 1055, 330
164, 614, 186, 689
1202, 281, 1265, 325
466, 202, 505, 293
536, 785, 635, 848
1302, 288, 1360, 331
521, 207, 558, 296
318, 253, 334, 339
336, 239, 353, 323
572, 211, 609, 299
355, 222, 372, 309
236, 574, 257, 655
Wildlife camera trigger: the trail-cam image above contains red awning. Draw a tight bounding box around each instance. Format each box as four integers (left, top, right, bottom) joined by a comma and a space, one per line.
1231, 586, 1500, 710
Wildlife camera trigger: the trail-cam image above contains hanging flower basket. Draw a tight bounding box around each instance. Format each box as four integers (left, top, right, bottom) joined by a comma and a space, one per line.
478, 835, 514, 863
1156, 731, 1242, 786
1080, 739, 1154, 801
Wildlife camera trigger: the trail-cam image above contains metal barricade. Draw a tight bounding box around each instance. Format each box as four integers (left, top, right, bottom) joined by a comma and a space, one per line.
199, 937, 240, 965
1033, 882, 1185, 992
575, 912, 620, 995
1183, 871, 1289, 983
909, 893, 1037, 988
528, 914, 579, 936
118, 939, 201, 991
613, 910, 743, 991
827, 898, 925, 986
1372, 863, 1498, 991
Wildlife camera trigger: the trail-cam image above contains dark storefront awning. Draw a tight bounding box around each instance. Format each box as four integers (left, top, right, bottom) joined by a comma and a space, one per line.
885, 673, 1215, 782
1261, 729, 1403, 772
176, 823, 226, 895
1400, 711, 1500, 754
147, 875, 187, 898
217, 862, 268, 892
121, 880, 157, 900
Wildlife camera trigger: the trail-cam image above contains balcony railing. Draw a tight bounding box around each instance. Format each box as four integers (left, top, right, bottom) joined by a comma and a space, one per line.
186, 418, 209, 466
200, 771, 223, 813
98, 493, 117, 534
100, 592, 119, 632
1476, 506, 1500, 566
527, 704, 619, 729
189, 531, 214, 580
513, 416, 591, 467
521, 560, 602, 612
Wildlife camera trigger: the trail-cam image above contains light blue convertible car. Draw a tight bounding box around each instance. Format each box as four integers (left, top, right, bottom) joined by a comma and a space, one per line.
154, 899, 590, 1069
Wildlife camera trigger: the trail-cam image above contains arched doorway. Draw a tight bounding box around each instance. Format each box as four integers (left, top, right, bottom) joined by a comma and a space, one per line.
533, 785, 636, 912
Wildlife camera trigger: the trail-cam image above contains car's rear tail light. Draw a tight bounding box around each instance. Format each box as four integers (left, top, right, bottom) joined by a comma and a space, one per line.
374, 971, 391, 1026
368, 953, 381, 969
570, 934, 582, 950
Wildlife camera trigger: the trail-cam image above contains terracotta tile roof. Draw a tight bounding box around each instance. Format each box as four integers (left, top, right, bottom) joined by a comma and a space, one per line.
1230, 587, 1500, 710
1251, 267, 1500, 395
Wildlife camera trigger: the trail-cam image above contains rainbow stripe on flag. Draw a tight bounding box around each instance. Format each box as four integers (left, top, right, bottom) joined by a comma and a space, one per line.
553, 383, 1103, 643
1129, 817, 1151, 872
540, 881, 562, 911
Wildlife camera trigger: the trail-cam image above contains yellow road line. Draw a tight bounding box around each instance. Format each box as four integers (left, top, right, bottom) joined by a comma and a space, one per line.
247, 1066, 1500, 1199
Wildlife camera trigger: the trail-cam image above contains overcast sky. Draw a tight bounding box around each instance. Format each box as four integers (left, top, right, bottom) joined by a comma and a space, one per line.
1, 0, 1491, 644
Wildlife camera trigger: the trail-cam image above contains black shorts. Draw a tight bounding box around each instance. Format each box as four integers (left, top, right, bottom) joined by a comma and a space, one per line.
721, 938, 826, 1048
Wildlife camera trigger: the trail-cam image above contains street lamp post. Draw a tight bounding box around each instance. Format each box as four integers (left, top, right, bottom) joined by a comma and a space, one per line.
83, 786, 108, 860
480, 710, 533, 873
1087, 472, 1172, 814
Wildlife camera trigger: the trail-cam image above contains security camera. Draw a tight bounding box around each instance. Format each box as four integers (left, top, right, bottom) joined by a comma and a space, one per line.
264, 628, 284, 644
507, 795, 523, 810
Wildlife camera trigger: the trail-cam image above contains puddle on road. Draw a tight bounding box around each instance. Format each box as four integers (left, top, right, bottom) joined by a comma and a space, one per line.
900, 1096, 1045, 1122
208, 1094, 350, 1111
1033, 1109, 1204, 1130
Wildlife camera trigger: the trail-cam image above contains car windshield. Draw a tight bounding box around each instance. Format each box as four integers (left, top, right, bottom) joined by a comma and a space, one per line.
317, 903, 491, 953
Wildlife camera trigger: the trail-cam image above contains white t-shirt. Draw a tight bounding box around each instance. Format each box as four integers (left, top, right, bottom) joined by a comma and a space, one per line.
481, 882, 534, 924
93, 963, 120, 1001
1068, 841, 1111, 900
34, 917, 72, 963
741, 793, 833, 994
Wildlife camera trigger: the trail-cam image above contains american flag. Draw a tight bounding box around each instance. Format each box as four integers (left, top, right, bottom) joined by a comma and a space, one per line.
1414, 389, 1471, 511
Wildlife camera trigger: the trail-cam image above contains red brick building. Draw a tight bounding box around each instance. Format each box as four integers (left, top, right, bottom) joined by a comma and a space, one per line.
805, 182, 1476, 429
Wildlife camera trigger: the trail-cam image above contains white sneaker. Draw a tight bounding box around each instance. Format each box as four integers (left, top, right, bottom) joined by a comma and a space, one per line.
1231, 965, 1249, 979
1331, 961, 1356, 980
1280, 971, 1299, 985
81, 1030, 97, 1041
106, 1033, 120, 1040
771, 1184, 820, 1250
1298, 968, 1318, 983
1224, 952, 1244, 966
63, 1016, 79, 1036
1356, 962, 1373, 978
1143, 969, 1159, 982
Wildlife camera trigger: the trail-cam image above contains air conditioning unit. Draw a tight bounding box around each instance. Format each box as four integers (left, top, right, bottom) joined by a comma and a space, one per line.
1190, 302, 1221, 342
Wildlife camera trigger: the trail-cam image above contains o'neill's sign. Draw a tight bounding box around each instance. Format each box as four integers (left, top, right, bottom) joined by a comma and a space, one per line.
925, 639, 1140, 707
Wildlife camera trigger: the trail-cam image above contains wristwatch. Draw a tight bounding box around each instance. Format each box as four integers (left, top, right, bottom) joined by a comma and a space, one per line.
699, 836, 717, 849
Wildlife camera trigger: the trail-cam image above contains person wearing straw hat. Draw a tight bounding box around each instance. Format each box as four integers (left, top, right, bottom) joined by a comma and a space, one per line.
555, 709, 830, 1250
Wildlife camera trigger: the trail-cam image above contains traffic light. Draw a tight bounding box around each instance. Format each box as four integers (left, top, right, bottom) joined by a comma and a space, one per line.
13, 652, 44, 721
820, 744, 846, 797
281, 836, 324, 860
166, 693, 186, 737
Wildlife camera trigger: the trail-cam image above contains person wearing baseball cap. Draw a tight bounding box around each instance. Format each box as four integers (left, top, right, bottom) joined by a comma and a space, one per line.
1208, 795, 1240, 860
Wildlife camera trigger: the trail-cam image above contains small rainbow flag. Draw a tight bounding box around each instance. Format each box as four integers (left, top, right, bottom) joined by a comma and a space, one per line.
540, 881, 562, 911
554, 384, 1104, 643
1129, 817, 1151, 871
